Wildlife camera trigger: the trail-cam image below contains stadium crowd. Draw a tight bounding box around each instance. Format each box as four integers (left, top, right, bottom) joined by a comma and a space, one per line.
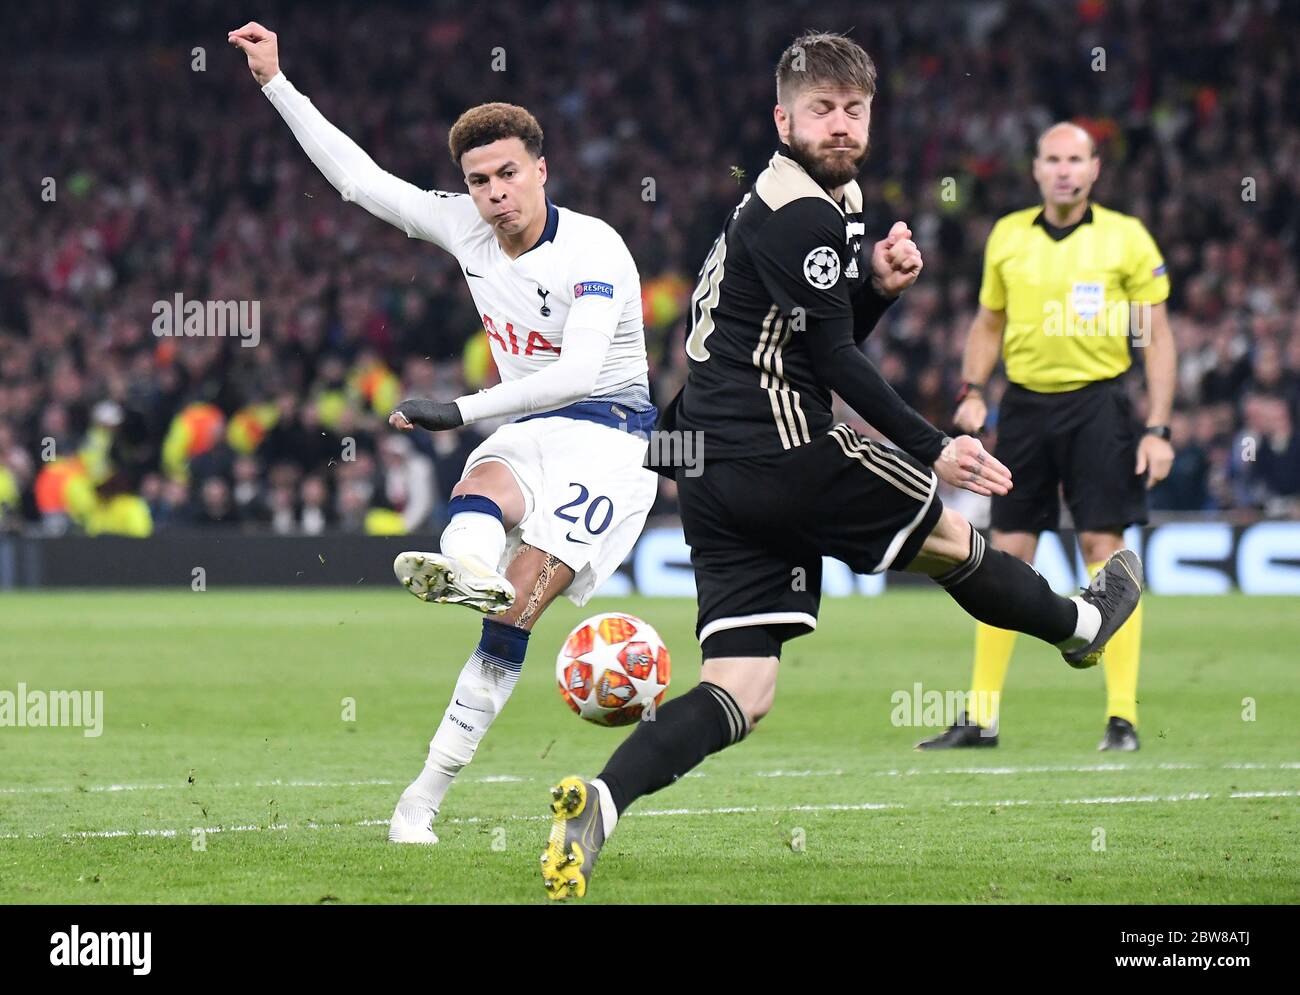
2, 0, 1298, 536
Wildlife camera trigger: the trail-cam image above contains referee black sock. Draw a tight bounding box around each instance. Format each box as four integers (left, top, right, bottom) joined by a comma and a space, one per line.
597, 682, 748, 816
934, 526, 1077, 644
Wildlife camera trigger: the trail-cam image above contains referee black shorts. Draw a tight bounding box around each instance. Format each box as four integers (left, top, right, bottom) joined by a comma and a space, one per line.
991, 376, 1148, 535
677, 424, 944, 658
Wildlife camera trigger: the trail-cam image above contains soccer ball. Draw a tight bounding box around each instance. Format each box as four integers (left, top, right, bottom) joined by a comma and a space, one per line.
556, 612, 671, 726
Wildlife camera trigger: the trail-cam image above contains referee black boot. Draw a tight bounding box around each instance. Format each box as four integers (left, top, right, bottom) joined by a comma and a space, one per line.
915, 711, 998, 750
1098, 716, 1140, 752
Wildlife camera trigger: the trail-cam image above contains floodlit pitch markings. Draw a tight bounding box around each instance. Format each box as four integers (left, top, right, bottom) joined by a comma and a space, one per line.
5, 764, 1293, 842
3, 788, 1294, 842
2, 760, 1294, 797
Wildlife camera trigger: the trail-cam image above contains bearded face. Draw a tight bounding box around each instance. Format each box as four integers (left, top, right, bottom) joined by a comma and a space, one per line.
779, 87, 872, 189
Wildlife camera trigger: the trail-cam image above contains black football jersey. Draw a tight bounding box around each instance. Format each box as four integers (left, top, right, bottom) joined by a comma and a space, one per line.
666, 146, 945, 466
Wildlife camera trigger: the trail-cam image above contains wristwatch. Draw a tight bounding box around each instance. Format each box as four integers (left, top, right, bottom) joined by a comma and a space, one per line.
1144, 425, 1172, 441
955, 381, 985, 404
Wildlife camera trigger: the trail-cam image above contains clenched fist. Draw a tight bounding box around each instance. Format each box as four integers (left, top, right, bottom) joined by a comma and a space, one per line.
227, 21, 281, 86
870, 221, 923, 298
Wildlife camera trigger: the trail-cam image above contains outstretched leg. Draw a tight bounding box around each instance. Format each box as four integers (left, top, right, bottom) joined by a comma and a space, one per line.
390, 543, 574, 843
907, 508, 1141, 669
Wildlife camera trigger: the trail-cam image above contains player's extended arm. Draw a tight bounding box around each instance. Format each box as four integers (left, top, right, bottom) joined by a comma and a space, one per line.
229, 22, 416, 231
805, 320, 946, 464
953, 306, 1006, 433
391, 325, 611, 431
805, 322, 1012, 496
1135, 301, 1176, 485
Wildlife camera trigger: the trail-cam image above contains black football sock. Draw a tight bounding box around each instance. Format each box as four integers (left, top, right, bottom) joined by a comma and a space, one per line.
934, 525, 1078, 644
597, 682, 748, 815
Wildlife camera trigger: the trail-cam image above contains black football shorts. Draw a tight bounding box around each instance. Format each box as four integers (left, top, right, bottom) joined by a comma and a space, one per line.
676, 424, 944, 655
990, 376, 1148, 535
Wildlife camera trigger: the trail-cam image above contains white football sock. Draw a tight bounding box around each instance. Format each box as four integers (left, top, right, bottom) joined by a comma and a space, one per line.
440, 509, 507, 570
398, 643, 523, 817
1056, 596, 1102, 650
591, 777, 619, 837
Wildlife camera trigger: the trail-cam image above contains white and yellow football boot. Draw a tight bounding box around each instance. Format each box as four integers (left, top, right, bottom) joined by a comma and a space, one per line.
393, 551, 515, 615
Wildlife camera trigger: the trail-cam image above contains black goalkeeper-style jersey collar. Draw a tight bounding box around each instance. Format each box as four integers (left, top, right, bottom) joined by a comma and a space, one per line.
1033, 204, 1094, 242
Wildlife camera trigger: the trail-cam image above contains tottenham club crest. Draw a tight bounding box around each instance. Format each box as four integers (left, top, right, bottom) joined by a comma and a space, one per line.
803, 246, 840, 289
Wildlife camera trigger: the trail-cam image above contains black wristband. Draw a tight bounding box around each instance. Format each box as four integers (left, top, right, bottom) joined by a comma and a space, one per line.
1144, 425, 1171, 441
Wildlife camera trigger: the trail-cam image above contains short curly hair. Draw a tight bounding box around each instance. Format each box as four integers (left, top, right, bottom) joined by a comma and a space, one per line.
448, 102, 544, 167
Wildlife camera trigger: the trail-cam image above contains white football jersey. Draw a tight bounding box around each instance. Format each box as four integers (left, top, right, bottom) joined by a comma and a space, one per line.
396, 191, 650, 408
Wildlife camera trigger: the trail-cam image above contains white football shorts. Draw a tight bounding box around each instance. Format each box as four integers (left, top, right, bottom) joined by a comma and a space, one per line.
461, 416, 658, 605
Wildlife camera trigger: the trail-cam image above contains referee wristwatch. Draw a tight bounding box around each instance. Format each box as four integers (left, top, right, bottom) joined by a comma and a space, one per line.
955, 381, 985, 404
1144, 425, 1172, 441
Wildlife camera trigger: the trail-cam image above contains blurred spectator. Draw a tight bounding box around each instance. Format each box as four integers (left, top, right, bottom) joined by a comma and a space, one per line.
192, 477, 239, 528
298, 474, 333, 535
1150, 411, 1210, 511
1232, 393, 1300, 512
231, 455, 270, 525
269, 484, 298, 535
374, 434, 436, 534
154, 478, 194, 529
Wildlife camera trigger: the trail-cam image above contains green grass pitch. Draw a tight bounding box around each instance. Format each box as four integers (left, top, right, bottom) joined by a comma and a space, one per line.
1, 589, 1296, 904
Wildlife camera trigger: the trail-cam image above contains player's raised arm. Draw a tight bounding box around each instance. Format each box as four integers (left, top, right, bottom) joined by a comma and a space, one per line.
228, 22, 473, 249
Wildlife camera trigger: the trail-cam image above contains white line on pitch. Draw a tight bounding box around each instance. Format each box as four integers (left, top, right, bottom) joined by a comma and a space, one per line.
1229, 790, 1299, 799
880, 763, 1136, 776
0, 776, 430, 796
950, 792, 1214, 807
2, 761, 1295, 798
8, 790, 1292, 843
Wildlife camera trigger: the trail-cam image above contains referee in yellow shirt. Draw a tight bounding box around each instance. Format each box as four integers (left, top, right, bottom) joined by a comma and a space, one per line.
918, 122, 1176, 752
